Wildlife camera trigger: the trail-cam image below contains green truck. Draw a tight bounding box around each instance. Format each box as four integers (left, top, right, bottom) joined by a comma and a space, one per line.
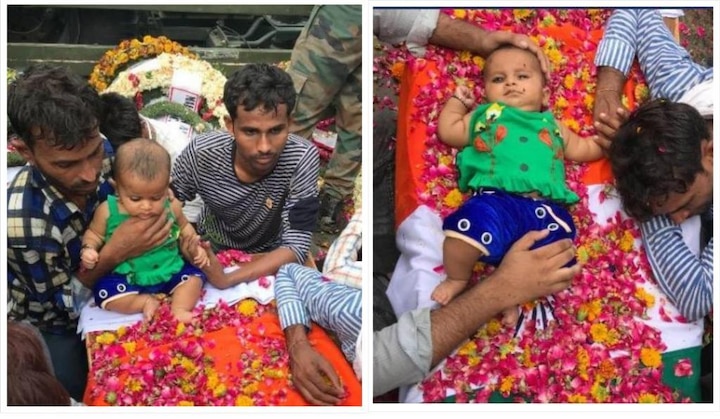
7, 4, 314, 77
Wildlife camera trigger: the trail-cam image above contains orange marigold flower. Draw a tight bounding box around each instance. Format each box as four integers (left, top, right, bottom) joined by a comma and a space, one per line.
590, 323, 609, 343
597, 359, 616, 381
568, 394, 587, 403
443, 189, 464, 209
638, 392, 660, 403
499, 376, 515, 394
640, 347, 662, 368
390, 62, 405, 79
235, 395, 254, 406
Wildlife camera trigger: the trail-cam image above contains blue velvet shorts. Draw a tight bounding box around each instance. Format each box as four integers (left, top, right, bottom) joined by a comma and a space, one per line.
442, 188, 576, 266
93, 261, 206, 308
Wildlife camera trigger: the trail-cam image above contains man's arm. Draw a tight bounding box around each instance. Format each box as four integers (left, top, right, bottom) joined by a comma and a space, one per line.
593, 9, 642, 145
275, 265, 343, 405
374, 10, 549, 78
640, 215, 713, 321
373, 230, 579, 396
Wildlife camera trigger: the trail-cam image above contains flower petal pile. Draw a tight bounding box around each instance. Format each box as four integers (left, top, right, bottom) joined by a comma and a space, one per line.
374, 8, 691, 403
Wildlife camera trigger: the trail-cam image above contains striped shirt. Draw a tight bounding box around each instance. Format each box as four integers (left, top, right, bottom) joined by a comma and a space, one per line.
170, 131, 319, 263
275, 263, 362, 362
6, 142, 114, 333
594, 9, 713, 101
323, 209, 363, 288
640, 208, 713, 322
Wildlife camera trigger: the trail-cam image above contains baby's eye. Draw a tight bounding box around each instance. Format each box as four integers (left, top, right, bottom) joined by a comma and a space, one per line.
518, 74, 529, 79
491, 76, 504, 83
129, 196, 141, 202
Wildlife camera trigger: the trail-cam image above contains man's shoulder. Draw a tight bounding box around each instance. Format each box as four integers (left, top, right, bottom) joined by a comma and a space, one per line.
284, 133, 318, 156
7, 168, 52, 242
193, 130, 233, 149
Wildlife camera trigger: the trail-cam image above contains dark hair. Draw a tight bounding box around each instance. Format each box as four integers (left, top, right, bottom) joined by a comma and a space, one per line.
7, 64, 102, 150
113, 137, 171, 182
609, 99, 709, 221
482, 44, 545, 84
6, 321, 70, 406
100, 92, 143, 150
223, 63, 296, 120
7, 371, 71, 406
6, 321, 54, 375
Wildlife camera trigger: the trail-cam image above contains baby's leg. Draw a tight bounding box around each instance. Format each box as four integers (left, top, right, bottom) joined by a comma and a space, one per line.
432, 236, 483, 305
170, 276, 203, 323
105, 294, 160, 323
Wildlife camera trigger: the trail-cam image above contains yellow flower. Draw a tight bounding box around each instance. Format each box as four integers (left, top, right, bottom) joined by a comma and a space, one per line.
181, 358, 197, 375
176, 322, 186, 336
619, 230, 635, 252
237, 299, 258, 316
127, 378, 143, 392
563, 74, 576, 90
555, 97, 569, 110
457, 340, 477, 357
546, 48, 563, 67
640, 347, 662, 368
206, 371, 219, 390
577, 347, 589, 380
122, 341, 136, 354
250, 359, 262, 370
235, 395, 254, 406
485, 318, 502, 336
568, 394, 587, 403
453, 9, 467, 19
635, 287, 656, 309
513, 9, 534, 20
467, 356, 480, 367
563, 118, 580, 133
117, 326, 127, 337
590, 323, 609, 343
439, 155, 454, 167
472, 56, 485, 68
443, 189, 464, 209
638, 392, 660, 403
635, 84, 650, 102
213, 383, 227, 397
499, 376, 515, 394
591, 379, 609, 402
263, 368, 285, 379
458, 51, 472, 62
181, 381, 195, 394
96, 332, 116, 345
522, 345, 535, 368
243, 383, 259, 395
178, 401, 194, 406
583, 94, 594, 111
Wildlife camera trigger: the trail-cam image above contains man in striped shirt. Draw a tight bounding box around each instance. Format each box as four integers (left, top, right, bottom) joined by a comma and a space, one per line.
171, 63, 320, 287
594, 9, 713, 324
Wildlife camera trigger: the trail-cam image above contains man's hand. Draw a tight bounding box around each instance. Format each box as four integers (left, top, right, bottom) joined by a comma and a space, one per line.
104, 211, 173, 262
479, 32, 551, 81
495, 230, 581, 304
593, 91, 629, 150
289, 340, 344, 405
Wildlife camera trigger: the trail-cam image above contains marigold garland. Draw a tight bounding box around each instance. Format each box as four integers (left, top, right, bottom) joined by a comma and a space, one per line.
375, 8, 696, 403
90, 35, 197, 92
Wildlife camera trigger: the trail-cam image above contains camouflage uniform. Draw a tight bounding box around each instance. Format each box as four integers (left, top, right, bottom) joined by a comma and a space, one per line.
287, 5, 362, 229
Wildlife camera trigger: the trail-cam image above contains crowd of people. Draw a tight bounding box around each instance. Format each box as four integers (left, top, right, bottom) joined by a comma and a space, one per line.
4, 5, 713, 407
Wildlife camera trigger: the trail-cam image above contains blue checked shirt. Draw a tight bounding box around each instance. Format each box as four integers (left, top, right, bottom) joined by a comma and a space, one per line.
7, 141, 114, 333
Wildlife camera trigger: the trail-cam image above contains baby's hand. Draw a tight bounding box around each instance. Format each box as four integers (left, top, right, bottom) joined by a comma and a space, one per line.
454, 85, 476, 108
81, 248, 99, 270
193, 247, 210, 269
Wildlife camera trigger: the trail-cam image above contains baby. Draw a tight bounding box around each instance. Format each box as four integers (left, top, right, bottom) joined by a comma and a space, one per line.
81, 138, 209, 323
433, 45, 604, 326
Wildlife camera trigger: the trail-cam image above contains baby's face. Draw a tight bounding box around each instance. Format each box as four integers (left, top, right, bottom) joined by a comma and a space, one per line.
116, 172, 169, 219
483, 48, 547, 112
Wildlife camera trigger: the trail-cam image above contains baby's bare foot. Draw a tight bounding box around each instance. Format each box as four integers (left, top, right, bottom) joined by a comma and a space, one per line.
172, 309, 194, 324
431, 279, 467, 306
142, 297, 160, 322
501, 306, 520, 327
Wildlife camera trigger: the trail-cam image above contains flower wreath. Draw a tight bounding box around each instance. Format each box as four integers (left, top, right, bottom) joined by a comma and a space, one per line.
89, 35, 197, 92
103, 52, 229, 129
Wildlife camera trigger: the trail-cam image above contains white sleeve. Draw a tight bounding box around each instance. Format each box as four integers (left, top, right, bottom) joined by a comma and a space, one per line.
373, 9, 440, 57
